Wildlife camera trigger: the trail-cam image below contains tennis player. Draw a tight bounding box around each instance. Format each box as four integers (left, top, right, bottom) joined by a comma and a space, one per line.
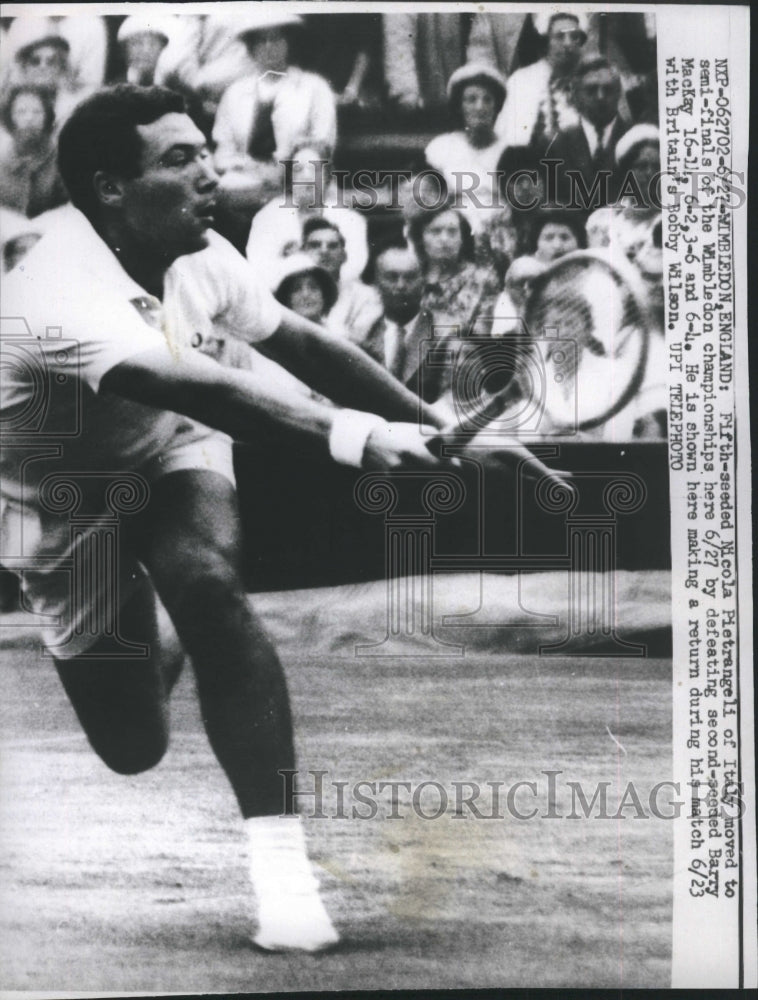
0, 85, 561, 953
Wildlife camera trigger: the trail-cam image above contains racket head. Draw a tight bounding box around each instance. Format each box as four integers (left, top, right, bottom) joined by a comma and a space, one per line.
518, 249, 651, 433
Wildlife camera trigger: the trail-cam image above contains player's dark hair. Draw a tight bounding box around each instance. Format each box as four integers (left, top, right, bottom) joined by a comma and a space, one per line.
2, 85, 56, 135
57, 84, 186, 220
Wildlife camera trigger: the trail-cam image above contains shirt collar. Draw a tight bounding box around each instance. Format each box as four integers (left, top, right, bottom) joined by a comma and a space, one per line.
385, 314, 419, 335
43, 205, 153, 304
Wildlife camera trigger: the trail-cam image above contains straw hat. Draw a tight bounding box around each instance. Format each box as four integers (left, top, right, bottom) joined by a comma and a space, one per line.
7, 19, 70, 62
446, 62, 507, 112
614, 124, 660, 166
234, 11, 303, 40
117, 16, 172, 47
271, 252, 338, 312
532, 11, 589, 38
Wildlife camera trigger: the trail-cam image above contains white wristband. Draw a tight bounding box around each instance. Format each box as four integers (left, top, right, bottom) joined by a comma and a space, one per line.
328, 409, 388, 467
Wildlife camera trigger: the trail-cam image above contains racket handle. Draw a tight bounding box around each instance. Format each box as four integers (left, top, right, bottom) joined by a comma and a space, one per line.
425, 387, 512, 458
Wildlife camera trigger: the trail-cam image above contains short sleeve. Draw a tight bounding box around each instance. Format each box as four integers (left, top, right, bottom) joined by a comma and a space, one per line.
175, 230, 283, 344
2, 273, 168, 397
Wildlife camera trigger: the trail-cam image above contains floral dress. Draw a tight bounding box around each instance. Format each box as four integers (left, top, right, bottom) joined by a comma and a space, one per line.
421, 260, 502, 337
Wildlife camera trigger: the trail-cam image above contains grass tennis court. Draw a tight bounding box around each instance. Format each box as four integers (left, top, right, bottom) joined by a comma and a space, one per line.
1, 572, 672, 991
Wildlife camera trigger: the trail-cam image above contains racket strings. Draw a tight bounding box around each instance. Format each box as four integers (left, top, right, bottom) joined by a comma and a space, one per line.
519, 257, 649, 431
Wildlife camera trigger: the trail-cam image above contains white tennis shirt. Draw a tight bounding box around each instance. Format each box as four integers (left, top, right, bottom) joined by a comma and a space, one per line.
1, 206, 283, 506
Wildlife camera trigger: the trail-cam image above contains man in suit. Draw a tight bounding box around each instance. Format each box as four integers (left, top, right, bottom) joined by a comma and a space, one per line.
361, 240, 448, 405
549, 54, 629, 212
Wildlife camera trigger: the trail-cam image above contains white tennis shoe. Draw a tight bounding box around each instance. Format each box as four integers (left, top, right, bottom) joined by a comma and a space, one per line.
252, 886, 340, 953
246, 814, 340, 953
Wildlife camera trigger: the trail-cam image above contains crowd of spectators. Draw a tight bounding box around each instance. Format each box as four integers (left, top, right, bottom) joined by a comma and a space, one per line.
0, 8, 665, 441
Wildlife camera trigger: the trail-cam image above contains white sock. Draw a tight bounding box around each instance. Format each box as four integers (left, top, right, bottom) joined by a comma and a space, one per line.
245, 815, 339, 952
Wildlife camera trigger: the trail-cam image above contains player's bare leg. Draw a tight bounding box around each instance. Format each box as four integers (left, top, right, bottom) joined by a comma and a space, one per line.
53, 581, 180, 776
133, 469, 338, 952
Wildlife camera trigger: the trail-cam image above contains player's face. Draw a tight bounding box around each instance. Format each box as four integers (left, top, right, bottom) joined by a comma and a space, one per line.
535, 223, 579, 262
120, 113, 219, 257
422, 210, 464, 266
461, 84, 497, 132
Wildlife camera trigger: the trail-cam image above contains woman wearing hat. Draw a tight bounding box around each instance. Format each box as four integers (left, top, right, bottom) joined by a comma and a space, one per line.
497, 12, 588, 152
586, 124, 663, 328
116, 16, 174, 86
272, 252, 339, 328
212, 13, 336, 217
586, 124, 661, 259
4, 19, 91, 128
424, 63, 508, 235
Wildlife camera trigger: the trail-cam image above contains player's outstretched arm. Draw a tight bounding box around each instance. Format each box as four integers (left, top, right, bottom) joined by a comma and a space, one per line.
259, 308, 449, 430
100, 344, 441, 471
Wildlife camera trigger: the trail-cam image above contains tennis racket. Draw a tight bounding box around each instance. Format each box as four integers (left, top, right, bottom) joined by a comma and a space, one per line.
428, 249, 652, 448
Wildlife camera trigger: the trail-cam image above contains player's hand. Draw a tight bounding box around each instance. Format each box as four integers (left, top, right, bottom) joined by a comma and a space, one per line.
362, 422, 444, 471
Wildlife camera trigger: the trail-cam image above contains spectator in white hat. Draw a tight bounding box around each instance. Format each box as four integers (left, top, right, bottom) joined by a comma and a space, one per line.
424, 64, 508, 235
117, 17, 173, 86
4, 20, 98, 128
152, 12, 253, 128
272, 252, 338, 327
586, 124, 661, 297
497, 11, 588, 151
246, 141, 368, 288
213, 13, 336, 184
211, 13, 336, 245
2, 15, 107, 94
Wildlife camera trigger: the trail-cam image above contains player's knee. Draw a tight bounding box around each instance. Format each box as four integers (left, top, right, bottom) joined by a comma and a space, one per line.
159, 531, 240, 599
175, 551, 244, 615
92, 731, 168, 775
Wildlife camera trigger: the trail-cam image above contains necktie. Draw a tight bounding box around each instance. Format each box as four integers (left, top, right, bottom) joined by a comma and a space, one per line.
248, 94, 277, 161
391, 325, 408, 380
593, 127, 611, 171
